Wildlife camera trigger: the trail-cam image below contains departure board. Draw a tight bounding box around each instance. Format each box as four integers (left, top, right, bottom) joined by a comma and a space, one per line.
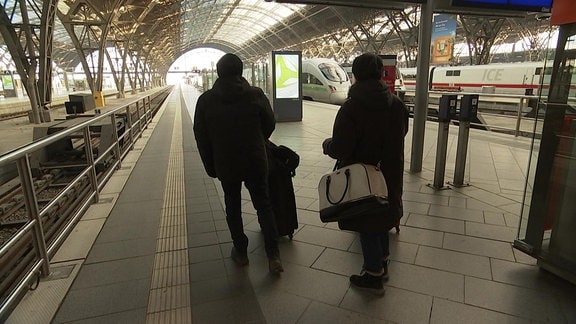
451, 0, 552, 12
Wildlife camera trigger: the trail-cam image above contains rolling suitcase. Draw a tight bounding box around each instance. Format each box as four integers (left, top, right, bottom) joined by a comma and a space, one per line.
266, 141, 299, 239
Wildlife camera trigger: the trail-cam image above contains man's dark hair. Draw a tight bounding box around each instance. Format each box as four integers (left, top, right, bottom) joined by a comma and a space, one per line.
352, 53, 383, 81
217, 53, 243, 77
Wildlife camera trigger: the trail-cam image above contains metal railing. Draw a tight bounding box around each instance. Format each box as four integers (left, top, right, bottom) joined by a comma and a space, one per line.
404, 90, 562, 137
0, 86, 172, 320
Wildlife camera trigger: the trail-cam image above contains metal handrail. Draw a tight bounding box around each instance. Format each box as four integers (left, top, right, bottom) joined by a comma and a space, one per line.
0, 86, 169, 167
404, 90, 554, 137
0, 85, 173, 321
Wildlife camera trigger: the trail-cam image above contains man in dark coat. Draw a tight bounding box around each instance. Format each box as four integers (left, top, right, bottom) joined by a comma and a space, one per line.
193, 53, 283, 274
323, 53, 409, 294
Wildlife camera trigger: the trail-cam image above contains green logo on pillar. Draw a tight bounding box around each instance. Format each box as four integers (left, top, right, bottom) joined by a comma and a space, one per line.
275, 54, 299, 99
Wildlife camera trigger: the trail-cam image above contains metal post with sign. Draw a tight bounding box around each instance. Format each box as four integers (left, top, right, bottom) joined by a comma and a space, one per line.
269, 51, 302, 122
430, 94, 457, 190
450, 94, 478, 187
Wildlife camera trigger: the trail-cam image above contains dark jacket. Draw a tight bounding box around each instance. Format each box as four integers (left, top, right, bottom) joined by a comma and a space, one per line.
193, 76, 275, 182
324, 79, 409, 218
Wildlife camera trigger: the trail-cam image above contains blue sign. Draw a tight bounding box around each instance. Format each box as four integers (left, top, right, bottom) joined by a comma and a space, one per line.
452, 0, 552, 12
431, 14, 457, 64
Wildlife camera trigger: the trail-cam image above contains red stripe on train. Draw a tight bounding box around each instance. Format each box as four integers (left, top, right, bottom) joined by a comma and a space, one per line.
403, 82, 576, 90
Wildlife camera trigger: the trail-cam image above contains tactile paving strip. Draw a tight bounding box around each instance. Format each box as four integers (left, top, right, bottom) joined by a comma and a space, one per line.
146, 96, 191, 323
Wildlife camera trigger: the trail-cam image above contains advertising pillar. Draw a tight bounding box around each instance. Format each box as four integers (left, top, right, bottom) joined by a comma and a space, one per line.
269, 51, 302, 122
1, 71, 18, 98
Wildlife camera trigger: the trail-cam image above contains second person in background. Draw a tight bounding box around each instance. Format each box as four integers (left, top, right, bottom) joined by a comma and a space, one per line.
322, 53, 409, 295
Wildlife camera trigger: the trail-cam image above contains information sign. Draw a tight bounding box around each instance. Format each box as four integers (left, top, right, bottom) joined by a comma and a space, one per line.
451, 0, 552, 12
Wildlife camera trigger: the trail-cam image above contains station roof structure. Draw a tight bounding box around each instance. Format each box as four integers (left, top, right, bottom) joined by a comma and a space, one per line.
0, 0, 555, 74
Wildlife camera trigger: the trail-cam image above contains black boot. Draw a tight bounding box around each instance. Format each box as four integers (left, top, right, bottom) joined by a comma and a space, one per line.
349, 272, 384, 295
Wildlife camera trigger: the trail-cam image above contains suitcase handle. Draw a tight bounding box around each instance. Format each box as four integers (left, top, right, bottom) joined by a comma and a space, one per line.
325, 168, 350, 205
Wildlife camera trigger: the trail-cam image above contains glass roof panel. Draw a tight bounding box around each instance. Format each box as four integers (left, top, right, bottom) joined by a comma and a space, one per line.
210, 0, 305, 46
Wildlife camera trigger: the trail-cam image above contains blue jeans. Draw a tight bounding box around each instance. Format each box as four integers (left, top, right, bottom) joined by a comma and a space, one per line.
221, 177, 279, 258
359, 231, 390, 273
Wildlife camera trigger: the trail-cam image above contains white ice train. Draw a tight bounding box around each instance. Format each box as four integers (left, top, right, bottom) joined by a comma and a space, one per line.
400, 62, 576, 97
302, 58, 351, 105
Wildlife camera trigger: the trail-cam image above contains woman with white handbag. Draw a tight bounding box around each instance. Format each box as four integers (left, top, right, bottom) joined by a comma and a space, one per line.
322, 53, 409, 295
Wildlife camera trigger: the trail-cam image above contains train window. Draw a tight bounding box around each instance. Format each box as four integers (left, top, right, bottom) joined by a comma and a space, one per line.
318, 62, 348, 82
302, 72, 311, 84
453, 70, 461, 76
535, 67, 554, 75
309, 74, 323, 86
446, 70, 453, 76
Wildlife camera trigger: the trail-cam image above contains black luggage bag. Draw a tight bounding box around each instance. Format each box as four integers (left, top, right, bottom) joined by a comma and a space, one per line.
266, 141, 299, 239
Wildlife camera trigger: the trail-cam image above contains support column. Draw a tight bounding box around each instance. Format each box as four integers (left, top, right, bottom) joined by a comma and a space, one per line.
410, 0, 435, 173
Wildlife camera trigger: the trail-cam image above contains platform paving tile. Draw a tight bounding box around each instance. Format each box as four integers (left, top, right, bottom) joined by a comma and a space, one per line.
191, 293, 266, 323
86, 238, 157, 264
404, 191, 450, 206
483, 211, 507, 226
465, 221, 518, 242
387, 237, 420, 264
187, 231, 219, 248
295, 208, 326, 227
464, 197, 507, 213
188, 259, 227, 282
72, 255, 154, 289
512, 248, 537, 265
403, 199, 431, 215
504, 213, 521, 228
254, 239, 325, 268
51, 278, 151, 323
55, 308, 148, 324
97, 219, 158, 242
51, 218, 106, 263
406, 213, 466, 234
415, 245, 492, 279
430, 297, 529, 324
255, 290, 312, 324
269, 261, 351, 306
461, 188, 519, 208
392, 225, 444, 248
311, 247, 364, 276
499, 202, 524, 216
341, 285, 433, 324
443, 232, 516, 261
427, 204, 485, 223
102, 199, 163, 227
293, 224, 356, 251
490, 258, 576, 296
465, 276, 567, 323
299, 301, 391, 324
448, 195, 468, 208
387, 261, 465, 302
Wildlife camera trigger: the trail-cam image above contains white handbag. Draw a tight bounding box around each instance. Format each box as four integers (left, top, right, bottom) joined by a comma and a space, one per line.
318, 163, 389, 223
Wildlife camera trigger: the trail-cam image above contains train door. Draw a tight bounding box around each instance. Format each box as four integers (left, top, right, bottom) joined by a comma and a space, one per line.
429, 66, 436, 90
